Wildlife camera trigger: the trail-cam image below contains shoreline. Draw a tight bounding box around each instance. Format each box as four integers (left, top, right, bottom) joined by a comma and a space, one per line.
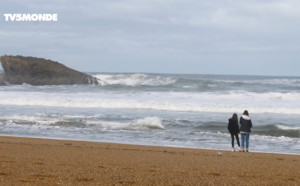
1, 136, 299, 185
2, 134, 299, 156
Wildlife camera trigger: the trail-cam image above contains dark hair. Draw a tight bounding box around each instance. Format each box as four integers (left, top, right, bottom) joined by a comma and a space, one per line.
243, 110, 249, 116
231, 113, 238, 125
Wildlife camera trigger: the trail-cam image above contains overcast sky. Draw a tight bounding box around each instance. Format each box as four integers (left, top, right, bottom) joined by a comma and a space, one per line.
1, 0, 300, 76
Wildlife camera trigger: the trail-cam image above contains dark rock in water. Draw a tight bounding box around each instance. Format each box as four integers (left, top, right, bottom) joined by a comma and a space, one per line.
0, 73, 5, 86
0, 55, 101, 85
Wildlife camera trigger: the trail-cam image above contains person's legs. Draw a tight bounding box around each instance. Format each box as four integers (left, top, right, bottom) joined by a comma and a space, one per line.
246, 133, 250, 151
235, 133, 241, 148
231, 134, 236, 151
240, 133, 245, 150
231, 133, 235, 148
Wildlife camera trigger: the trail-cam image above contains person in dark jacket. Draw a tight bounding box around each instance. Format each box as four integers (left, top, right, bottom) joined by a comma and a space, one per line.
228, 113, 241, 152
240, 110, 253, 152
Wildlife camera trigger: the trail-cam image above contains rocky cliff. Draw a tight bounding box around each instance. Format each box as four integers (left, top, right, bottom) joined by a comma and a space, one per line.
0, 55, 100, 85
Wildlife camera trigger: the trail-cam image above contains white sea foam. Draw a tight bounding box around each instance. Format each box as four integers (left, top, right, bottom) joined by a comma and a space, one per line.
0, 91, 300, 114
196, 131, 299, 142
188, 131, 299, 143
216, 78, 300, 87
0, 115, 59, 126
94, 73, 176, 86
251, 134, 299, 142
94, 73, 300, 87
136, 117, 164, 129
276, 125, 300, 131
253, 78, 300, 86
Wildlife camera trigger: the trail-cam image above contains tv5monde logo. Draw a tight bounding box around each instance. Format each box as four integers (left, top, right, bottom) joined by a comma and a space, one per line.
4, 14, 58, 21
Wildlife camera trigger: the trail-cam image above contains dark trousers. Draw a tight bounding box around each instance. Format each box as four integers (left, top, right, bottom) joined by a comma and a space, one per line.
231, 133, 240, 148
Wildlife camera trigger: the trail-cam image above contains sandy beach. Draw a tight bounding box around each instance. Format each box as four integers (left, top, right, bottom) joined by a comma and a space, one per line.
0, 136, 299, 185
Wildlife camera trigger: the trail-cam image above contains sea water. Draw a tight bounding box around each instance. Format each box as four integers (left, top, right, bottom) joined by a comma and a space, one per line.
0, 72, 299, 154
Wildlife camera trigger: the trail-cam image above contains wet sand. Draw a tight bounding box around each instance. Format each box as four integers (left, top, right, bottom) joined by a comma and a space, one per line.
0, 136, 299, 185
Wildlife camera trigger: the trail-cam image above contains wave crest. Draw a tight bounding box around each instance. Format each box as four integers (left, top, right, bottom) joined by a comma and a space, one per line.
94, 73, 176, 87
136, 117, 164, 129
276, 125, 300, 131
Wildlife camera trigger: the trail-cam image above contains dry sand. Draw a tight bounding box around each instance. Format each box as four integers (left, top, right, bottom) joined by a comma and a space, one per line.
0, 136, 299, 185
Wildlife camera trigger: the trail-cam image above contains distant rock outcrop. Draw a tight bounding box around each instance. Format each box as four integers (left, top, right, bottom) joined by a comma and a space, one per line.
0, 73, 5, 85
0, 55, 101, 85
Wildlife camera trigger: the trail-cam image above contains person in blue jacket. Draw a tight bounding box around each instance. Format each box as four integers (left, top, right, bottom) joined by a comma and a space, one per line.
240, 110, 253, 152
228, 113, 241, 152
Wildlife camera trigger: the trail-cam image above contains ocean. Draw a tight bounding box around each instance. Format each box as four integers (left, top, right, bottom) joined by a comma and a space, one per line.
0, 72, 299, 154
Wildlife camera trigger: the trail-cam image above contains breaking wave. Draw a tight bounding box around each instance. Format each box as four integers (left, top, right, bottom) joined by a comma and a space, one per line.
92, 73, 300, 91
276, 125, 300, 131
136, 117, 164, 129
94, 73, 176, 87
0, 90, 300, 114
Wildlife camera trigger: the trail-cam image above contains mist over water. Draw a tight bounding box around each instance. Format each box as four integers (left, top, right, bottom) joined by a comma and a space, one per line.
0, 73, 299, 154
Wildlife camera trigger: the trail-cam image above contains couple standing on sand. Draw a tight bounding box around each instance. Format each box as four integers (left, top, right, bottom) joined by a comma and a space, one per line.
228, 110, 253, 152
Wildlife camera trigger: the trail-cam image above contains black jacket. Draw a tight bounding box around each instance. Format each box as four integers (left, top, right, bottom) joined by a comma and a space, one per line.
228, 118, 240, 134
240, 115, 252, 133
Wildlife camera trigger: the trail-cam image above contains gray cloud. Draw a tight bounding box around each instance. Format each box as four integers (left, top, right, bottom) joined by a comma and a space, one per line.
1, 0, 300, 76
